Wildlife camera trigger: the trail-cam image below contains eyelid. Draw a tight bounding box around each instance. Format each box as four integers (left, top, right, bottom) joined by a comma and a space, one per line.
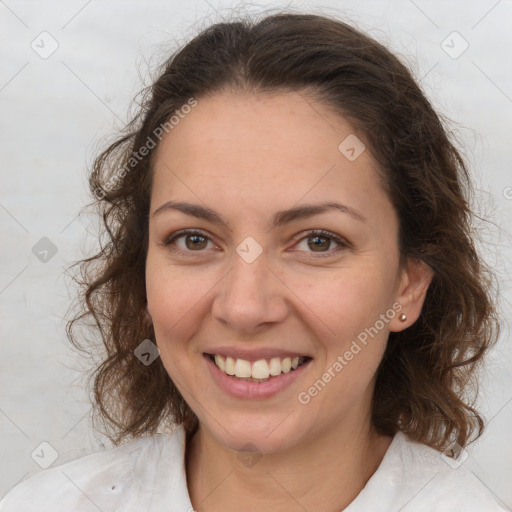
163, 228, 218, 250
290, 229, 350, 257
162, 228, 350, 257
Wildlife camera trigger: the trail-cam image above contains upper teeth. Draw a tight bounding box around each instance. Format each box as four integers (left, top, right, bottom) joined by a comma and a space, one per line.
213, 355, 304, 379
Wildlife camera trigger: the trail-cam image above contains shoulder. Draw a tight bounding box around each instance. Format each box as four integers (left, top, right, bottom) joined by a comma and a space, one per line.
0, 428, 185, 512
347, 431, 509, 511
399, 433, 508, 511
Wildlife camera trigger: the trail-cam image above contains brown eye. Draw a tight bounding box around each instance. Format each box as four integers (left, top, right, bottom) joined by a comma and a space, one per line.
307, 235, 332, 252
163, 229, 214, 253
294, 229, 348, 258
184, 233, 208, 250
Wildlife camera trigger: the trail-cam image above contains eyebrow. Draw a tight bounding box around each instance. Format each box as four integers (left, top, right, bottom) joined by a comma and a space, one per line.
152, 200, 366, 229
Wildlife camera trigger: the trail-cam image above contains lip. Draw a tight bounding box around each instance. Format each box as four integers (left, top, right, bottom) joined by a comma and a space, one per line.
204, 353, 312, 399
203, 346, 311, 362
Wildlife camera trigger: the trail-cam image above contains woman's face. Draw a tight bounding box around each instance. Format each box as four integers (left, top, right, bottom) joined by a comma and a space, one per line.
146, 91, 428, 453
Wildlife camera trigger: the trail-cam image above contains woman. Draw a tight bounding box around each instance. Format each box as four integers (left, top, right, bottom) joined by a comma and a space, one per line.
1, 11, 507, 512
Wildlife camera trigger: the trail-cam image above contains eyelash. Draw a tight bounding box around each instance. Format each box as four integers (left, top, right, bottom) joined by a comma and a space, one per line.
162, 228, 349, 259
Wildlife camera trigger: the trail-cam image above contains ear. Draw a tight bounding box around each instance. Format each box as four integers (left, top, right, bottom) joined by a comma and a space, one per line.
389, 258, 434, 332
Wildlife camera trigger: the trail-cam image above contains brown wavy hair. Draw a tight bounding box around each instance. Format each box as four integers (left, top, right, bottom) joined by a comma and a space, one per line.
66, 11, 500, 451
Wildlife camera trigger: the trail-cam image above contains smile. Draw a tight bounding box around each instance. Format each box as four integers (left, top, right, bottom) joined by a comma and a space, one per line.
206, 353, 311, 381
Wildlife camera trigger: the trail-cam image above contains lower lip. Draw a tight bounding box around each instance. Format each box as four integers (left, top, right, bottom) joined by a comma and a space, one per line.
204, 354, 312, 399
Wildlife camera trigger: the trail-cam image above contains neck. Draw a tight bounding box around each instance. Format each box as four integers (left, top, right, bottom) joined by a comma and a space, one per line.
185, 417, 393, 512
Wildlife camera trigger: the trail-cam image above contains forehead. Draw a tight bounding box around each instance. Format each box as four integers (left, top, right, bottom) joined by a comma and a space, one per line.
150, 91, 393, 230
154, 91, 360, 173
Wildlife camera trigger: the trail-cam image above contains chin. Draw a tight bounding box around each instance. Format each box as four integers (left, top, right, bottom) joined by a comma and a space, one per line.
202, 411, 306, 454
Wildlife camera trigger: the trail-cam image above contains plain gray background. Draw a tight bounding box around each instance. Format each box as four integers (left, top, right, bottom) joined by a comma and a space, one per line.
1, 0, 511, 506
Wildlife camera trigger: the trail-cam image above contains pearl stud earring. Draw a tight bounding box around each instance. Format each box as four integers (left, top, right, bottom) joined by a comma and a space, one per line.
399, 313, 407, 322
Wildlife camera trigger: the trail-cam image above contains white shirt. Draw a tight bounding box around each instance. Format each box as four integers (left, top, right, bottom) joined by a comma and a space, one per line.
0, 425, 508, 511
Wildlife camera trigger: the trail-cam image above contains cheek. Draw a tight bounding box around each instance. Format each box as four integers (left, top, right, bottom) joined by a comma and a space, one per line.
290, 262, 395, 335
146, 261, 196, 364
145, 254, 223, 379
288, 263, 394, 389
146, 252, 207, 329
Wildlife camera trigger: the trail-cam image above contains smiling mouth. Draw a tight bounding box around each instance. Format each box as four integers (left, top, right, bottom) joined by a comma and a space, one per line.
205, 353, 312, 382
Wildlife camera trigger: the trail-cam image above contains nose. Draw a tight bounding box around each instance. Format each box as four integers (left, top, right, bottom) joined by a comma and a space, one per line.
211, 246, 288, 334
